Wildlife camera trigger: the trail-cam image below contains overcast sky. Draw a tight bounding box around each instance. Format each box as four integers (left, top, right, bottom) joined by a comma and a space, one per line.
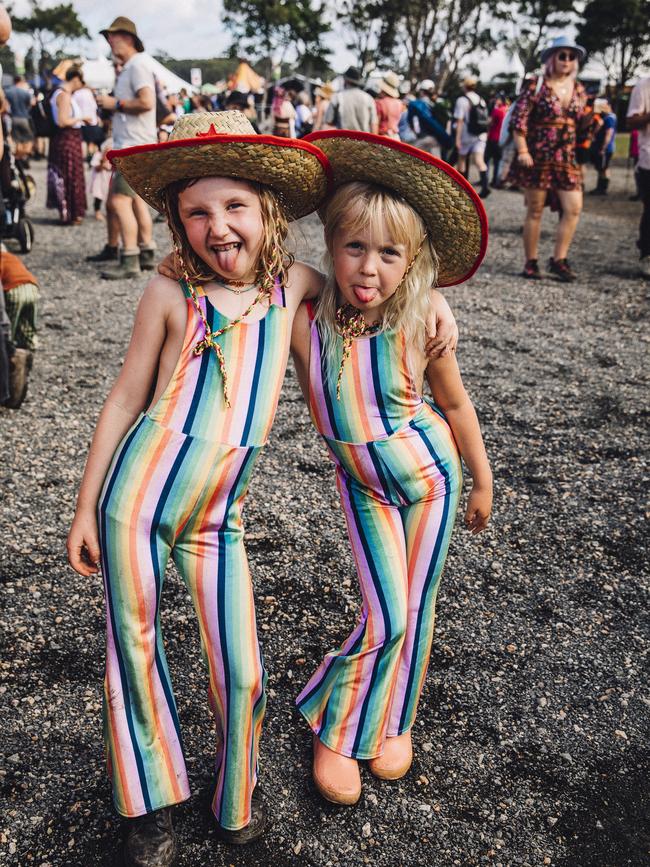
7, 0, 361, 67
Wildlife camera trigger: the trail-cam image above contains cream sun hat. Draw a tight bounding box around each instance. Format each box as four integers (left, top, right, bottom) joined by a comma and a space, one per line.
108, 111, 331, 218
304, 130, 488, 287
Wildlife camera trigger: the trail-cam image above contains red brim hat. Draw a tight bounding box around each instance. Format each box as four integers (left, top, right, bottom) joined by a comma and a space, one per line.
304, 130, 488, 287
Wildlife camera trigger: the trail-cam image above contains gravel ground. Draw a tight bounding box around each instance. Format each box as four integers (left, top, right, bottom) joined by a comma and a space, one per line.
1, 159, 648, 867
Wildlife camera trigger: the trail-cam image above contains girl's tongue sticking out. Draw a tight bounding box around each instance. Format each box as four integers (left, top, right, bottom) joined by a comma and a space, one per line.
213, 242, 242, 274
353, 285, 377, 304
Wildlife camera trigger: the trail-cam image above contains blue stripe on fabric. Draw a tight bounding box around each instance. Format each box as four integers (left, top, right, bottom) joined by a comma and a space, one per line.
397, 418, 453, 732
215, 446, 257, 826
297, 619, 368, 713
370, 337, 394, 437
98, 416, 153, 812
183, 301, 213, 436
240, 316, 265, 446
149, 437, 194, 748
343, 474, 395, 756
366, 442, 394, 504
317, 323, 342, 441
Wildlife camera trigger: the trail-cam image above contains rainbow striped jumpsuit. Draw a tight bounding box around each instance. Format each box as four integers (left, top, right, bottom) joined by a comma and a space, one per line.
296, 310, 462, 759
98, 279, 290, 830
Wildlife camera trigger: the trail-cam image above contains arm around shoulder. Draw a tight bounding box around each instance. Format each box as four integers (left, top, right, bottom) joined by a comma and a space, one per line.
285, 259, 326, 304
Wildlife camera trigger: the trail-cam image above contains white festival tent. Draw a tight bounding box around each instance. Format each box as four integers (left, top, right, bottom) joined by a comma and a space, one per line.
80, 52, 195, 95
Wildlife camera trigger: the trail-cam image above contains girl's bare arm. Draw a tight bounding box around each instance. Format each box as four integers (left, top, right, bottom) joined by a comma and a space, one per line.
425, 289, 458, 357
67, 279, 174, 574
426, 353, 492, 533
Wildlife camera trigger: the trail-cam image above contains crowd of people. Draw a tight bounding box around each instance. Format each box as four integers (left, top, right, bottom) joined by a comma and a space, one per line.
1, 10, 649, 865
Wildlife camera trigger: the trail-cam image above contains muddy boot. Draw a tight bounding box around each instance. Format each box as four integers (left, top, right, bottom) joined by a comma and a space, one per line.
101, 250, 142, 280
4, 348, 33, 409
139, 246, 157, 271
215, 788, 269, 845
121, 807, 177, 867
86, 243, 119, 262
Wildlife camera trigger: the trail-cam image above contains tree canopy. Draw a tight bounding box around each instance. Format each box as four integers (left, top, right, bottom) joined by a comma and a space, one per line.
9, 0, 89, 73
577, 0, 650, 88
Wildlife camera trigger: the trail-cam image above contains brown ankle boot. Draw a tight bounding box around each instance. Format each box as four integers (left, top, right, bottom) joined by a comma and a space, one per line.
312, 734, 361, 805
368, 731, 413, 780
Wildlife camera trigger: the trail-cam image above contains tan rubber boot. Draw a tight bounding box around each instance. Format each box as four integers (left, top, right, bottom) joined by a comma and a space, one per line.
368, 731, 413, 780
312, 734, 361, 805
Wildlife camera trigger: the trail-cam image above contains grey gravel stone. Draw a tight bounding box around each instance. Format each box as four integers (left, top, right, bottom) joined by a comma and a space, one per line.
0, 161, 648, 866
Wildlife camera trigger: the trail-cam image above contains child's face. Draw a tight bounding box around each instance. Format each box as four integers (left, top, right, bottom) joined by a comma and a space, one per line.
332, 221, 408, 317
178, 177, 264, 282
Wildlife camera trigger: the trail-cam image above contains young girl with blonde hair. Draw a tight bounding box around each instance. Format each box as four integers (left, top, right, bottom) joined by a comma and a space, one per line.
292, 130, 493, 805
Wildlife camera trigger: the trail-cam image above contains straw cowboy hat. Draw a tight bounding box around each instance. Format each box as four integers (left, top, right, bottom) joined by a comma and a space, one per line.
100, 16, 144, 53
316, 82, 335, 100
379, 71, 400, 99
540, 35, 586, 64
304, 130, 488, 287
108, 111, 331, 218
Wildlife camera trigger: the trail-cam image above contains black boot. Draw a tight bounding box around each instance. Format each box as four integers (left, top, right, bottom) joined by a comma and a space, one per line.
86, 244, 119, 263
215, 788, 269, 845
479, 170, 491, 198
601, 177, 609, 195
122, 807, 177, 866
139, 247, 156, 271
589, 175, 607, 196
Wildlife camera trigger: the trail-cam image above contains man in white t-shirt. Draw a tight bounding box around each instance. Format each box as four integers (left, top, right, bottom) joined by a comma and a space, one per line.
627, 75, 650, 277
453, 77, 490, 198
91, 17, 157, 279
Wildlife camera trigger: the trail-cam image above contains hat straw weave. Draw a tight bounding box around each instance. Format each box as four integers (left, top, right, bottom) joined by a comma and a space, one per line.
305, 130, 488, 287
108, 111, 331, 219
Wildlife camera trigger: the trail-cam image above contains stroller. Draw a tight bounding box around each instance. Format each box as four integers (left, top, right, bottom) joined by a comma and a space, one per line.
0, 139, 35, 254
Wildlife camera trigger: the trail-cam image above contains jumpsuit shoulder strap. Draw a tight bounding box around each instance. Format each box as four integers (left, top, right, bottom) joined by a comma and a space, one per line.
178, 278, 194, 300
271, 275, 287, 308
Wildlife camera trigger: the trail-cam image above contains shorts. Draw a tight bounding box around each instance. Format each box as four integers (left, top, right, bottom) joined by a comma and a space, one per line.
11, 117, 34, 144
82, 125, 105, 146
459, 137, 486, 157
110, 169, 137, 198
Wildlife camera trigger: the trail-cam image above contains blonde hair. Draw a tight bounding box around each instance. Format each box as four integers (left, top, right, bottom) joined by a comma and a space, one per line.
163, 177, 294, 294
316, 181, 439, 377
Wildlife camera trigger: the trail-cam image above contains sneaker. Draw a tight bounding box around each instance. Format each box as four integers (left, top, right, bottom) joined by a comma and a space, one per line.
522, 259, 542, 279
548, 257, 576, 282
86, 244, 118, 263
121, 807, 177, 867
639, 256, 650, 278
215, 788, 269, 845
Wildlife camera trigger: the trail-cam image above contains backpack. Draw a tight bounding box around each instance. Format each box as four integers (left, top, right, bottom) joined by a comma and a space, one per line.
498, 76, 543, 148
30, 91, 58, 138
465, 94, 489, 136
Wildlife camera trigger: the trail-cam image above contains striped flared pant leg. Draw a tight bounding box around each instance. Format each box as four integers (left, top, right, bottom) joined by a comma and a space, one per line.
297, 412, 461, 759
99, 415, 266, 830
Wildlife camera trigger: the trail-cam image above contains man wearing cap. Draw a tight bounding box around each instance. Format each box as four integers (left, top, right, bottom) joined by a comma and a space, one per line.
92, 17, 157, 279
627, 73, 650, 278
325, 67, 378, 133
454, 77, 490, 198
407, 80, 453, 158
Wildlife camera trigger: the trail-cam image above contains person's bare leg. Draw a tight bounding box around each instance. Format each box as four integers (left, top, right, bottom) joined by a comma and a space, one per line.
106, 205, 120, 247
523, 188, 546, 261
554, 189, 583, 260
110, 192, 139, 250
132, 194, 153, 248
456, 154, 468, 178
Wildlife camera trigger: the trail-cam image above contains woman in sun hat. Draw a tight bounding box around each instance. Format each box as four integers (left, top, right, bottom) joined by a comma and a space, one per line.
507, 35, 590, 282
66, 109, 334, 864
375, 70, 404, 140
293, 129, 491, 805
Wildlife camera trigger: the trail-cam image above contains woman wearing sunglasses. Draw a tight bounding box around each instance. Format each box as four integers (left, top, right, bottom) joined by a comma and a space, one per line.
506, 36, 588, 282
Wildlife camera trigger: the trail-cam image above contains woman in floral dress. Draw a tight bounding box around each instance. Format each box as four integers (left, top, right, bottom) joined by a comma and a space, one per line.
508, 36, 589, 282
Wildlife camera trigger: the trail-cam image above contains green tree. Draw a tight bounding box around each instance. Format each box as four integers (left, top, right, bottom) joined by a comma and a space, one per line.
9, 1, 89, 74
577, 0, 650, 90
223, 0, 331, 79
337, 0, 400, 75
498, 0, 576, 74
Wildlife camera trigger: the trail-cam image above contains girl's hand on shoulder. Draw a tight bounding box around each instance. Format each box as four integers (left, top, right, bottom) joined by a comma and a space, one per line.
465, 481, 493, 535
157, 251, 181, 281
67, 511, 100, 576
425, 289, 458, 358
